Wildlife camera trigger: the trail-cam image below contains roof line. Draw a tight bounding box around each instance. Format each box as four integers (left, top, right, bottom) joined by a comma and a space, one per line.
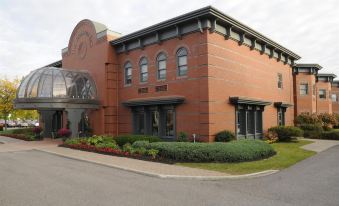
110, 6, 300, 59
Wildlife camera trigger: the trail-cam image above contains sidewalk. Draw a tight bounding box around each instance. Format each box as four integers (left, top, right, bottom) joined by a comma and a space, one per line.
302, 138, 339, 153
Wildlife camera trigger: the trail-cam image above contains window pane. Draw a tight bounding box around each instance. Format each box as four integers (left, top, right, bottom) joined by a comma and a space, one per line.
238, 110, 246, 135
300, 84, 308, 95
141, 64, 147, 73
137, 113, 144, 134
159, 60, 166, 70
178, 56, 187, 66
247, 110, 255, 134
158, 69, 166, 79
166, 110, 174, 137
179, 66, 187, 76
151, 111, 159, 136
141, 73, 148, 82
256, 111, 263, 133
319, 89, 326, 99
332, 94, 338, 102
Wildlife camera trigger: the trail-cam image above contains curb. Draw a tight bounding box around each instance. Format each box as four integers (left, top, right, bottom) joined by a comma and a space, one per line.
36, 149, 279, 180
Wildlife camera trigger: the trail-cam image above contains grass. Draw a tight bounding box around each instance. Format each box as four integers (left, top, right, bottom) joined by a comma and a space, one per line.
177, 140, 316, 175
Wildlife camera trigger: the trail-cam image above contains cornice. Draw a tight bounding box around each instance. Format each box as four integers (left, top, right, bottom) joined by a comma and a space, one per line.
293, 63, 322, 75
110, 6, 300, 63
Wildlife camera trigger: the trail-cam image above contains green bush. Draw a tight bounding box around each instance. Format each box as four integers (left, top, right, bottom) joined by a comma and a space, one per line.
320, 131, 339, 140
146, 149, 159, 159
294, 113, 321, 125
268, 126, 303, 142
215, 130, 235, 142
114, 134, 161, 147
132, 140, 151, 148
11, 128, 34, 135
140, 140, 275, 162
299, 124, 323, 139
177, 132, 188, 142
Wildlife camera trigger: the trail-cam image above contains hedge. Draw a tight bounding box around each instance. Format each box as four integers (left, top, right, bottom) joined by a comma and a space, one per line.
132, 140, 276, 162
319, 131, 339, 140
114, 134, 161, 147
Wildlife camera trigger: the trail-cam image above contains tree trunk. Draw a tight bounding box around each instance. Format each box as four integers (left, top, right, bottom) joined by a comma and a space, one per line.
4, 115, 8, 131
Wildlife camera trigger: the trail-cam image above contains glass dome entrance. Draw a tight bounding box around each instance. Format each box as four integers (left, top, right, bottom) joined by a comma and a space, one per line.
14, 67, 99, 110
17, 67, 97, 100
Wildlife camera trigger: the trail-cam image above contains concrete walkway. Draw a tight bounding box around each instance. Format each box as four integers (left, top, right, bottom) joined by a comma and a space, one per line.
302, 138, 339, 153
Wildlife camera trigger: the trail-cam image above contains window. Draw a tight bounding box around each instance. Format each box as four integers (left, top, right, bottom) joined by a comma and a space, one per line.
331, 93, 337, 102
236, 105, 263, 139
277, 108, 286, 126
133, 106, 176, 139
319, 89, 326, 99
277, 73, 283, 89
156, 53, 167, 80
139, 57, 148, 82
177, 48, 188, 76
124, 62, 132, 85
300, 83, 308, 95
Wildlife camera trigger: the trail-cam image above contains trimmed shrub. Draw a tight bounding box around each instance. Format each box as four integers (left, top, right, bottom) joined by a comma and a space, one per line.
140, 140, 276, 162
176, 132, 188, 142
215, 130, 235, 142
320, 131, 339, 140
132, 140, 151, 148
114, 134, 161, 147
268, 126, 303, 142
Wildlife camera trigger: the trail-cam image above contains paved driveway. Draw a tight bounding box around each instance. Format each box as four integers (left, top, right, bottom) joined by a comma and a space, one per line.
0, 146, 339, 206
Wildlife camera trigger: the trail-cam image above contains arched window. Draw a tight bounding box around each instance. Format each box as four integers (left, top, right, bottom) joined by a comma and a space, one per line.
176, 48, 188, 76
139, 57, 148, 82
156, 53, 167, 80
124, 62, 132, 85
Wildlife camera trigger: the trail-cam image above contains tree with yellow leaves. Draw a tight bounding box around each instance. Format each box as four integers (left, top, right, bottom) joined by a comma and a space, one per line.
0, 78, 19, 130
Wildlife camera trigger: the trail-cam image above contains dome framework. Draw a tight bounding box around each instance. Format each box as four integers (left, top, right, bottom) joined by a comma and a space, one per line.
14, 67, 99, 109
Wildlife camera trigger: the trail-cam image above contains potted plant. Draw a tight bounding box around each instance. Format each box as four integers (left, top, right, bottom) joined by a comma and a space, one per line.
57, 128, 72, 141
32, 126, 43, 140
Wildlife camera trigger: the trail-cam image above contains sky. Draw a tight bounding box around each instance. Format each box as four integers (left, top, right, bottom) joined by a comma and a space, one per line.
0, 0, 338, 80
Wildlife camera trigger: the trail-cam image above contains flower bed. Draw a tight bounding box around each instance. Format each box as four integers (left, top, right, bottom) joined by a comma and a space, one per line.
0, 133, 35, 141
62, 135, 276, 163
61, 135, 162, 162
0, 127, 36, 141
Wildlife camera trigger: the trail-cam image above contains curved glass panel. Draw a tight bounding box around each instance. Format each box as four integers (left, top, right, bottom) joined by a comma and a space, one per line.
16, 67, 97, 100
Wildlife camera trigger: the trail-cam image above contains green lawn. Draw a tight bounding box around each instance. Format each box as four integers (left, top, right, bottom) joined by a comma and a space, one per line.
177, 140, 316, 175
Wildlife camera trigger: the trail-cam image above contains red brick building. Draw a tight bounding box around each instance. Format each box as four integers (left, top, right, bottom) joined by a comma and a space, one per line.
293, 64, 337, 115
332, 81, 339, 114
15, 6, 323, 141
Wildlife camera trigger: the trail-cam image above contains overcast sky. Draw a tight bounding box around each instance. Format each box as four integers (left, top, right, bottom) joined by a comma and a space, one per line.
0, 0, 338, 80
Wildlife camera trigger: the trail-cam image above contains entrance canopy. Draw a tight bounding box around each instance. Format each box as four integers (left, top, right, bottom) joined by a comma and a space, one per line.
14, 67, 99, 109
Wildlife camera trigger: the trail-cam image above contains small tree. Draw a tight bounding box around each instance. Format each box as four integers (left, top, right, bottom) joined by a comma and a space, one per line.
318, 113, 337, 130
0, 78, 19, 130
